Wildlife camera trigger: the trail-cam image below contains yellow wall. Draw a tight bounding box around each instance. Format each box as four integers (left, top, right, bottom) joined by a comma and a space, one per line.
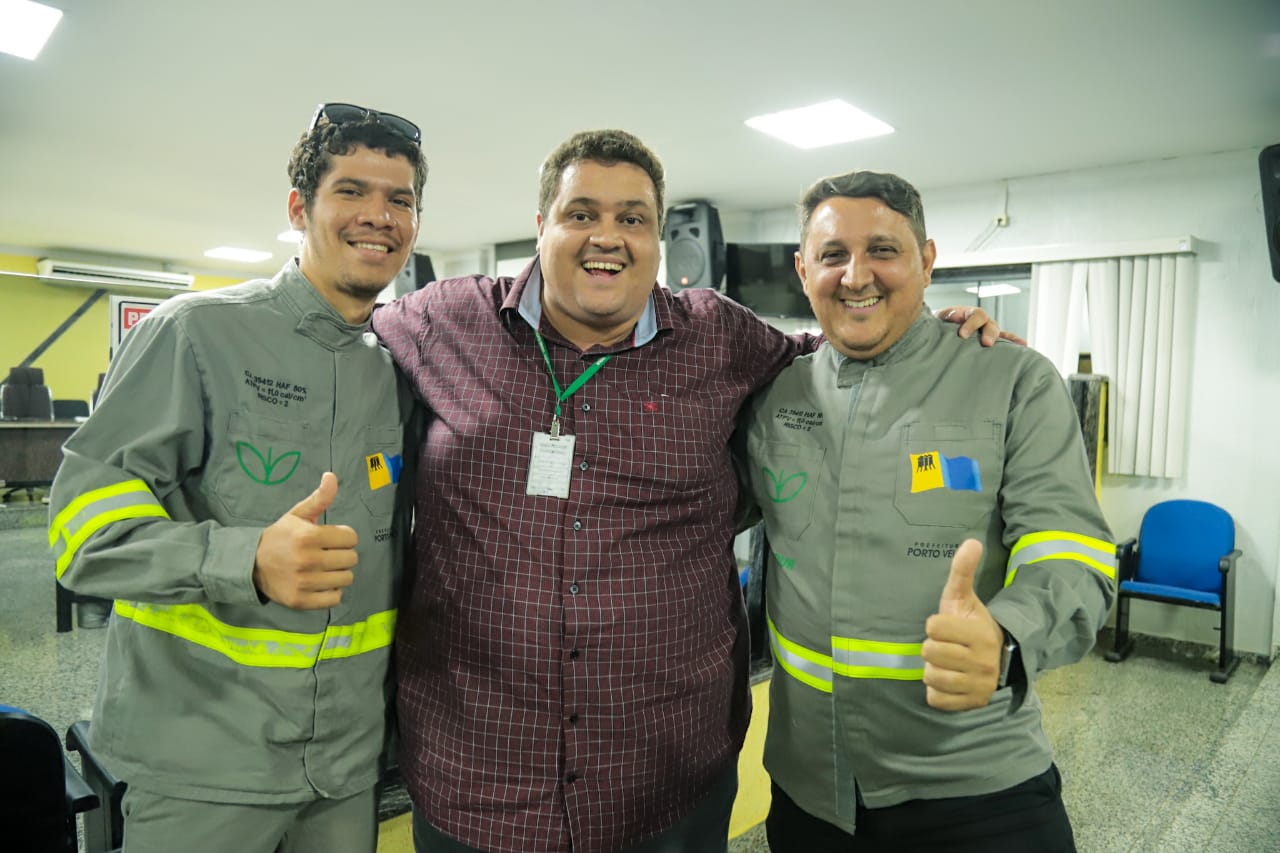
0, 253, 244, 404
728, 678, 772, 838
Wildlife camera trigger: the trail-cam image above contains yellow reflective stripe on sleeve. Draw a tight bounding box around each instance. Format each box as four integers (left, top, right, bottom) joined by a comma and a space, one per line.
51, 479, 170, 578
54, 505, 171, 578
50, 479, 159, 545
113, 601, 397, 668
1005, 530, 1118, 586
766, 611, 833, 693
831, 637, 924, 681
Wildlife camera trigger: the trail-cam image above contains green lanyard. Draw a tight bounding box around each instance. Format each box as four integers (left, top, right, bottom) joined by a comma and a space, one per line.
534, 329, 612, 437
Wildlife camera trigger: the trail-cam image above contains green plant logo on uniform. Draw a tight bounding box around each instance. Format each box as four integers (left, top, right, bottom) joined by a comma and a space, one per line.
236, 442, 301, 485
763, 467, 808, 503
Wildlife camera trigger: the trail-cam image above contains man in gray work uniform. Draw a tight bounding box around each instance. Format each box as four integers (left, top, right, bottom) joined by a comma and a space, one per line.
48, 102, 426, 853
742, 169, 1115, 853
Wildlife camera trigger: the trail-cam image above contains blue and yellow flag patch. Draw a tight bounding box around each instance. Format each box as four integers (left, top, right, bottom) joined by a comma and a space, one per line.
366, 452, 403, 490
909, 451, 982, 493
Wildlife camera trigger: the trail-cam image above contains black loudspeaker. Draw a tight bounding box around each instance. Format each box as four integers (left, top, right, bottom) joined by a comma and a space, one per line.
410, 252, 436, 288
664, 201, 725, 291
1261, 144, 1280, 283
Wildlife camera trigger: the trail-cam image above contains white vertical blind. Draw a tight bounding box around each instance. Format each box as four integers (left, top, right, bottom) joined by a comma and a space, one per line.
1028, 253, 1195, 478
1025, 262, 1089, 377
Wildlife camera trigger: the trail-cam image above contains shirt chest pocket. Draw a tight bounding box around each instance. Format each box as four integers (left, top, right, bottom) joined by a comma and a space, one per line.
894, 422, 1001, 529
747, 438, 826, 541
359, 424, 404, 522
209, 412, 326, 524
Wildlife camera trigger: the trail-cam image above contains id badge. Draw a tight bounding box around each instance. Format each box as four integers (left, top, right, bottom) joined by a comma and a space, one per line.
526, 431, 576, 499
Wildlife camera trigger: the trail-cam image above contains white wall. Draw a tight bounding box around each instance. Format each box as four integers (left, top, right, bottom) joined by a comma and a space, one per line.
430, 246, 497, 280
747, 148, 1280, 656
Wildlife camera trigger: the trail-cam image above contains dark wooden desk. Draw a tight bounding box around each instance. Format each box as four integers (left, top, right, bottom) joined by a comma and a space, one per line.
0, 421, 78, 486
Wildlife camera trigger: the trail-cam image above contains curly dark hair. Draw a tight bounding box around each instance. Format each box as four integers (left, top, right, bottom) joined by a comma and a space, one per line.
287, 116, 428, 211
538, 129, 666, 229
798, 170, 927, 249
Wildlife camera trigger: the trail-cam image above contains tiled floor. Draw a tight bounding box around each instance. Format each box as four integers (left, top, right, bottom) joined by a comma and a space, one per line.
4, 511, 1278, 852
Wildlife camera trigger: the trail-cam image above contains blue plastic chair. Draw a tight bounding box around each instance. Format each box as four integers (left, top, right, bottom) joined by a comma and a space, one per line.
1104, 500, 1240, 683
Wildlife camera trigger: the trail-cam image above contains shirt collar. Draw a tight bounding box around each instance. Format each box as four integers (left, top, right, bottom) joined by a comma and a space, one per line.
277, 259, 373, 351
512, 257, 660, 350
832, 305, 941, 384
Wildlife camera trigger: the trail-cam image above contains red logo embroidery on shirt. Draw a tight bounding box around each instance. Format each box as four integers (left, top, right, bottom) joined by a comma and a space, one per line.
642, 401, 660, 413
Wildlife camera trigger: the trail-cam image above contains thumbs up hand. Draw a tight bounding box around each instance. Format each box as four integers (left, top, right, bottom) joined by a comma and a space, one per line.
253, 472, 359, 610
921, 539, 1005, 711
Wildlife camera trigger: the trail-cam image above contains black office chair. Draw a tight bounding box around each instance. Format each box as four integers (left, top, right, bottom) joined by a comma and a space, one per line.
52, 399, 90, 420
65, 722, 125, 853
1, 366, 33, 419
0, 705, 99, 853
1, 367, 54, 421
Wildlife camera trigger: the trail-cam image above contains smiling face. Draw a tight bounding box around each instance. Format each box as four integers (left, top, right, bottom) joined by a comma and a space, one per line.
288, 144, 419, 321
796, 195, 936, 360
535, 159, 661, 350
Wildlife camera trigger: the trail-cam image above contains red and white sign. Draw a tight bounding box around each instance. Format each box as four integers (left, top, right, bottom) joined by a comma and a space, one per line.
122, 305, 152, 331
109, 296, 166, 358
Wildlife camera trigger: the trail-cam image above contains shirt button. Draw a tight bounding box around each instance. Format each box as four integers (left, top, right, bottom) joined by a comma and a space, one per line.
569, 649, 580, 660
581, 402, 591, 412
569, 583, 580, 595
572, 520, 583, 531
579, 461, 589, 471
568, 713, 579, 725
566, 772, 578, 784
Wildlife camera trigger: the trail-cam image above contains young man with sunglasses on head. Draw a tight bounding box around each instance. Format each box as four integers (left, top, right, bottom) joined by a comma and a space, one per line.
49, 102, 426, 853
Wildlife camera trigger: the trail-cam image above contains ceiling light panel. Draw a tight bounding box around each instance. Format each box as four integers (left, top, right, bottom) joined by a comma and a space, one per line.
0, 0, 63, 61
964, 283, 1023, 298
204, 247, 272, 263
745, 99, 894, 149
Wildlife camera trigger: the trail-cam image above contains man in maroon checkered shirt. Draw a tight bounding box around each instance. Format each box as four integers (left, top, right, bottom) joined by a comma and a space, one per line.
372, 129, 999, 853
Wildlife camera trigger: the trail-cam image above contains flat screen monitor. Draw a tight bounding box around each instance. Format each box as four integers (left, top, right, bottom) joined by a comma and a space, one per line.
724, 242, 811, 319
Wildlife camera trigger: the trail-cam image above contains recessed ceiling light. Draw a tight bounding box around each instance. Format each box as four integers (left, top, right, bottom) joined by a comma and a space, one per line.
745, 99, 894, 149
0, 0, 63, 61
204, 247, 272, 263
277, 230, 303, 244
964, 283, 1022, 298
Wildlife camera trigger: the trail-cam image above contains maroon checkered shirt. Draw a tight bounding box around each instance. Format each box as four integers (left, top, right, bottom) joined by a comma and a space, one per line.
373, 261, 808, 852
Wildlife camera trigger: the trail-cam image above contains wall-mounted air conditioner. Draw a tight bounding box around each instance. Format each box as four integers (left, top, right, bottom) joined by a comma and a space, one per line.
36, 258, 195, 294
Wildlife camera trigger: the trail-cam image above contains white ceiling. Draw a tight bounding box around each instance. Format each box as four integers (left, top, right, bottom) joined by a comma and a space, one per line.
1, 0, 1278, 279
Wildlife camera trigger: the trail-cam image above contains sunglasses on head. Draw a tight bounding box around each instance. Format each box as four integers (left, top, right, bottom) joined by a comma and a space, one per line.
309, 102, 422, 145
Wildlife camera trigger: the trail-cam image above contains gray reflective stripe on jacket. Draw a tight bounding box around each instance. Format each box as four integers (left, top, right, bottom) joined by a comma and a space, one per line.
112, 601, 396, 668
768, 611, 925, 692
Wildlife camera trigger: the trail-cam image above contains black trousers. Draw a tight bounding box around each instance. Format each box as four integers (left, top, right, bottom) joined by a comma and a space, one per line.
766, 765, 1076, 853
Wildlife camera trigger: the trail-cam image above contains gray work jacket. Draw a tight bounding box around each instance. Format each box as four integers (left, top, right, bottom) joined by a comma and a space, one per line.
49, 262, 410, 803
743, 308, 1115, 833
